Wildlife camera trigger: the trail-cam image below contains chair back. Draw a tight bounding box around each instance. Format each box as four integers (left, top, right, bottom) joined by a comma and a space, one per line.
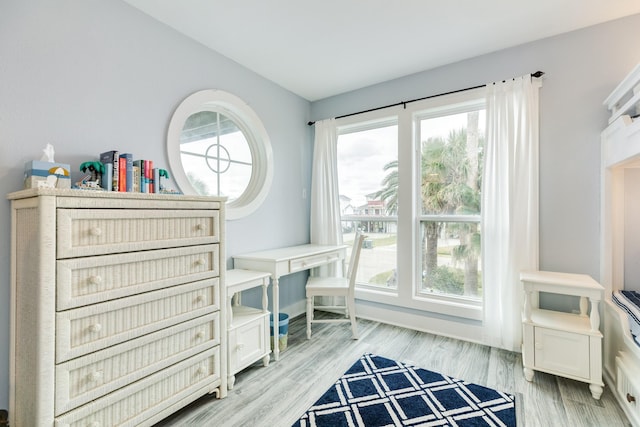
346, 232, 367, 289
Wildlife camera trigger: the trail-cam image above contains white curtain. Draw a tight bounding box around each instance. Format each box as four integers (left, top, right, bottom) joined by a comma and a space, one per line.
482, 75, 541, 351
310, 118, 342, 260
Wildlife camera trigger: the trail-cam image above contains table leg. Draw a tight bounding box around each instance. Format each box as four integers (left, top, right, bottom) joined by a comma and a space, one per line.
272, 275, 280, 361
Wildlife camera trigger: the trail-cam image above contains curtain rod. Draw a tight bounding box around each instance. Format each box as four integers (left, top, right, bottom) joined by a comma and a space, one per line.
307, 70, 545, 126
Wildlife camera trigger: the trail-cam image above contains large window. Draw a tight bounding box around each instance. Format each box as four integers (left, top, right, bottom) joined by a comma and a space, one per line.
335, 90, 486, 319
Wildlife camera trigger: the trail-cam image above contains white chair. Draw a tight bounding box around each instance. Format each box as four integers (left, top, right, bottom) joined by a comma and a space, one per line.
306, 232, 367, 340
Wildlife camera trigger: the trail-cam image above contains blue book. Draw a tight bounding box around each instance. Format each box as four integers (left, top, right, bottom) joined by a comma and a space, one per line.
102, 163, 113, 191
133, 160, 145, 193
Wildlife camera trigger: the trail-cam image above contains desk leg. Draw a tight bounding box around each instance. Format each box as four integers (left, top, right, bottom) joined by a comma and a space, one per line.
272, 276, 280, 361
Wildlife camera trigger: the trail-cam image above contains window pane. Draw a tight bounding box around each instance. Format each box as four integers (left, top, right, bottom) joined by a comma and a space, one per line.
419, 220, 482, 299
342, 221, 397, 287
418, 109, 484, 301
180, 112, 253, 201
420, 111, 484, 215
338, 124, 398, 289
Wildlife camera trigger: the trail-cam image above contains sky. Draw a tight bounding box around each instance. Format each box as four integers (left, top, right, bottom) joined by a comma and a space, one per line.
336, 110, 485, 208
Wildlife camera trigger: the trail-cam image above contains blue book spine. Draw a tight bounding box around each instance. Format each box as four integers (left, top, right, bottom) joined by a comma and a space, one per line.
133, 160, 145, 193
102, 163, 113, 191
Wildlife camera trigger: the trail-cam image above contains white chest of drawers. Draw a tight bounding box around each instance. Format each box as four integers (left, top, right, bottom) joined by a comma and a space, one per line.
8, 189, 227, 427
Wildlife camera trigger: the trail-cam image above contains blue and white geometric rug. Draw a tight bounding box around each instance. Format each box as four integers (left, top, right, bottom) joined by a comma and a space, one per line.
293, 353, 516, 427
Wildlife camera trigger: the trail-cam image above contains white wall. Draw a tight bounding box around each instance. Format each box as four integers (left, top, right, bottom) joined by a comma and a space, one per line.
311, 14, 640, 313
0, 0, 311, 410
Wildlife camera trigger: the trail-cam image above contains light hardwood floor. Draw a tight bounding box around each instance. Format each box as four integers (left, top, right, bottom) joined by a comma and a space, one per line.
155, 312, 631, 427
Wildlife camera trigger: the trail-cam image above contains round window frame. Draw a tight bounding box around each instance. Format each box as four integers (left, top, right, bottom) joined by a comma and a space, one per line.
167, 90, 273, 220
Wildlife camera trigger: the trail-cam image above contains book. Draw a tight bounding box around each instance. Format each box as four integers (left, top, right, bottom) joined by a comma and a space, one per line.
119, 153, 133, 192
146, 160, 154, 193
153, 168, 160, 193
118, 157, 126, 192
132, 165, 140, 192
99, 150, 119, 191
102, 163, 113, 191
133, 160, 145, 193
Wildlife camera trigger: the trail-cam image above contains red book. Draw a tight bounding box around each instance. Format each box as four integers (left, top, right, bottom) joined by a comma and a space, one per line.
147, 160, 154, 193
119, 157, 126, 192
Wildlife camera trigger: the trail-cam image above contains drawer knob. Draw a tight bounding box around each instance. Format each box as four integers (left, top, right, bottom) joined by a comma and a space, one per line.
88, 275, 102, 285
195, 295, 206, 304
195, 258, 206, 266
196, 330, 205, 339
89, 227, 102, 237
628, 393, 636, 404
195, 223, 206, 232
88, 323, 102, 333
237, 343, 245, 351
88, 371, 103, 382
196, 366, 206, 376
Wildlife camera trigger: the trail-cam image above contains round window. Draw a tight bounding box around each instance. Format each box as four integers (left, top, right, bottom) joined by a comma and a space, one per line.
167, 90, 273, 219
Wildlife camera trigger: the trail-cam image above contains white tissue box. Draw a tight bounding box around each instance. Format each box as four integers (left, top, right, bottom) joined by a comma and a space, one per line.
24, 160, 71, 189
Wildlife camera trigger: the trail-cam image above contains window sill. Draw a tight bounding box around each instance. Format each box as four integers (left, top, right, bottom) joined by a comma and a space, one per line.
355, 286, 482, 321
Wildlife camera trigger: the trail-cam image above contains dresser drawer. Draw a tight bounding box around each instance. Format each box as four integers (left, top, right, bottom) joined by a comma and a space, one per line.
54, 347, 220, 427
55, 312, 219, 415
289, 250, 342, 273
57, 244, 220, 310
229, 308, 269, 375
56, 278, 219, 362
616, 353, 640, 426
57, 209, 220, 258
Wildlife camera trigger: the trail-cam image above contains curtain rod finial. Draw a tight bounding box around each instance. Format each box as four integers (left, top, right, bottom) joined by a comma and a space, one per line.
307, 121, 315, 126
532, 71, 545, 78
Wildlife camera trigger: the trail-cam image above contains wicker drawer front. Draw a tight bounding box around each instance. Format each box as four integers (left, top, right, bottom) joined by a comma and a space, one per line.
54, 347, 220, 427
57, 209, 220, 258
57, 245, 220, 310
56, 279, 219, 363
55, 313, 219, 415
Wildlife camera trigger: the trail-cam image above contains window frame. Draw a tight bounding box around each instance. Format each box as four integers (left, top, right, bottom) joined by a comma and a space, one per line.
335, 88, 486, 321
167, 90, 273, 220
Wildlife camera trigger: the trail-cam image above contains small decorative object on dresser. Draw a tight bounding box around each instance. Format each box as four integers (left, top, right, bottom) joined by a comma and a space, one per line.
7, 188, 227, 427
520, 270, 604, 400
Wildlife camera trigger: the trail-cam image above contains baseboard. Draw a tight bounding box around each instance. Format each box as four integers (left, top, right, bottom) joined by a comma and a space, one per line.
354, 300, 487, 347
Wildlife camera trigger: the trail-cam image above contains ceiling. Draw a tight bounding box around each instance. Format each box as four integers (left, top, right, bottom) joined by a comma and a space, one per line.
122, 0, 640, 101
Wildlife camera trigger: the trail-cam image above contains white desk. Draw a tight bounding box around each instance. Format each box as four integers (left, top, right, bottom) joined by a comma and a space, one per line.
233, 244, 347, 361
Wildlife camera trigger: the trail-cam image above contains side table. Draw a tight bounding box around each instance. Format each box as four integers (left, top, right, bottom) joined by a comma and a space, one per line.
520, 270, 604, 399
226, 269, 271, 389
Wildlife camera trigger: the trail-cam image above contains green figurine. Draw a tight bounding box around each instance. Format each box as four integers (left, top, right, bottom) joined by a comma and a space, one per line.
80, 161, 105, 183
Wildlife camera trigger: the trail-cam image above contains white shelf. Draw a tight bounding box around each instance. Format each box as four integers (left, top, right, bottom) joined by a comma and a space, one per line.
526, 309, 600, 336
232, 306, 268, 328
